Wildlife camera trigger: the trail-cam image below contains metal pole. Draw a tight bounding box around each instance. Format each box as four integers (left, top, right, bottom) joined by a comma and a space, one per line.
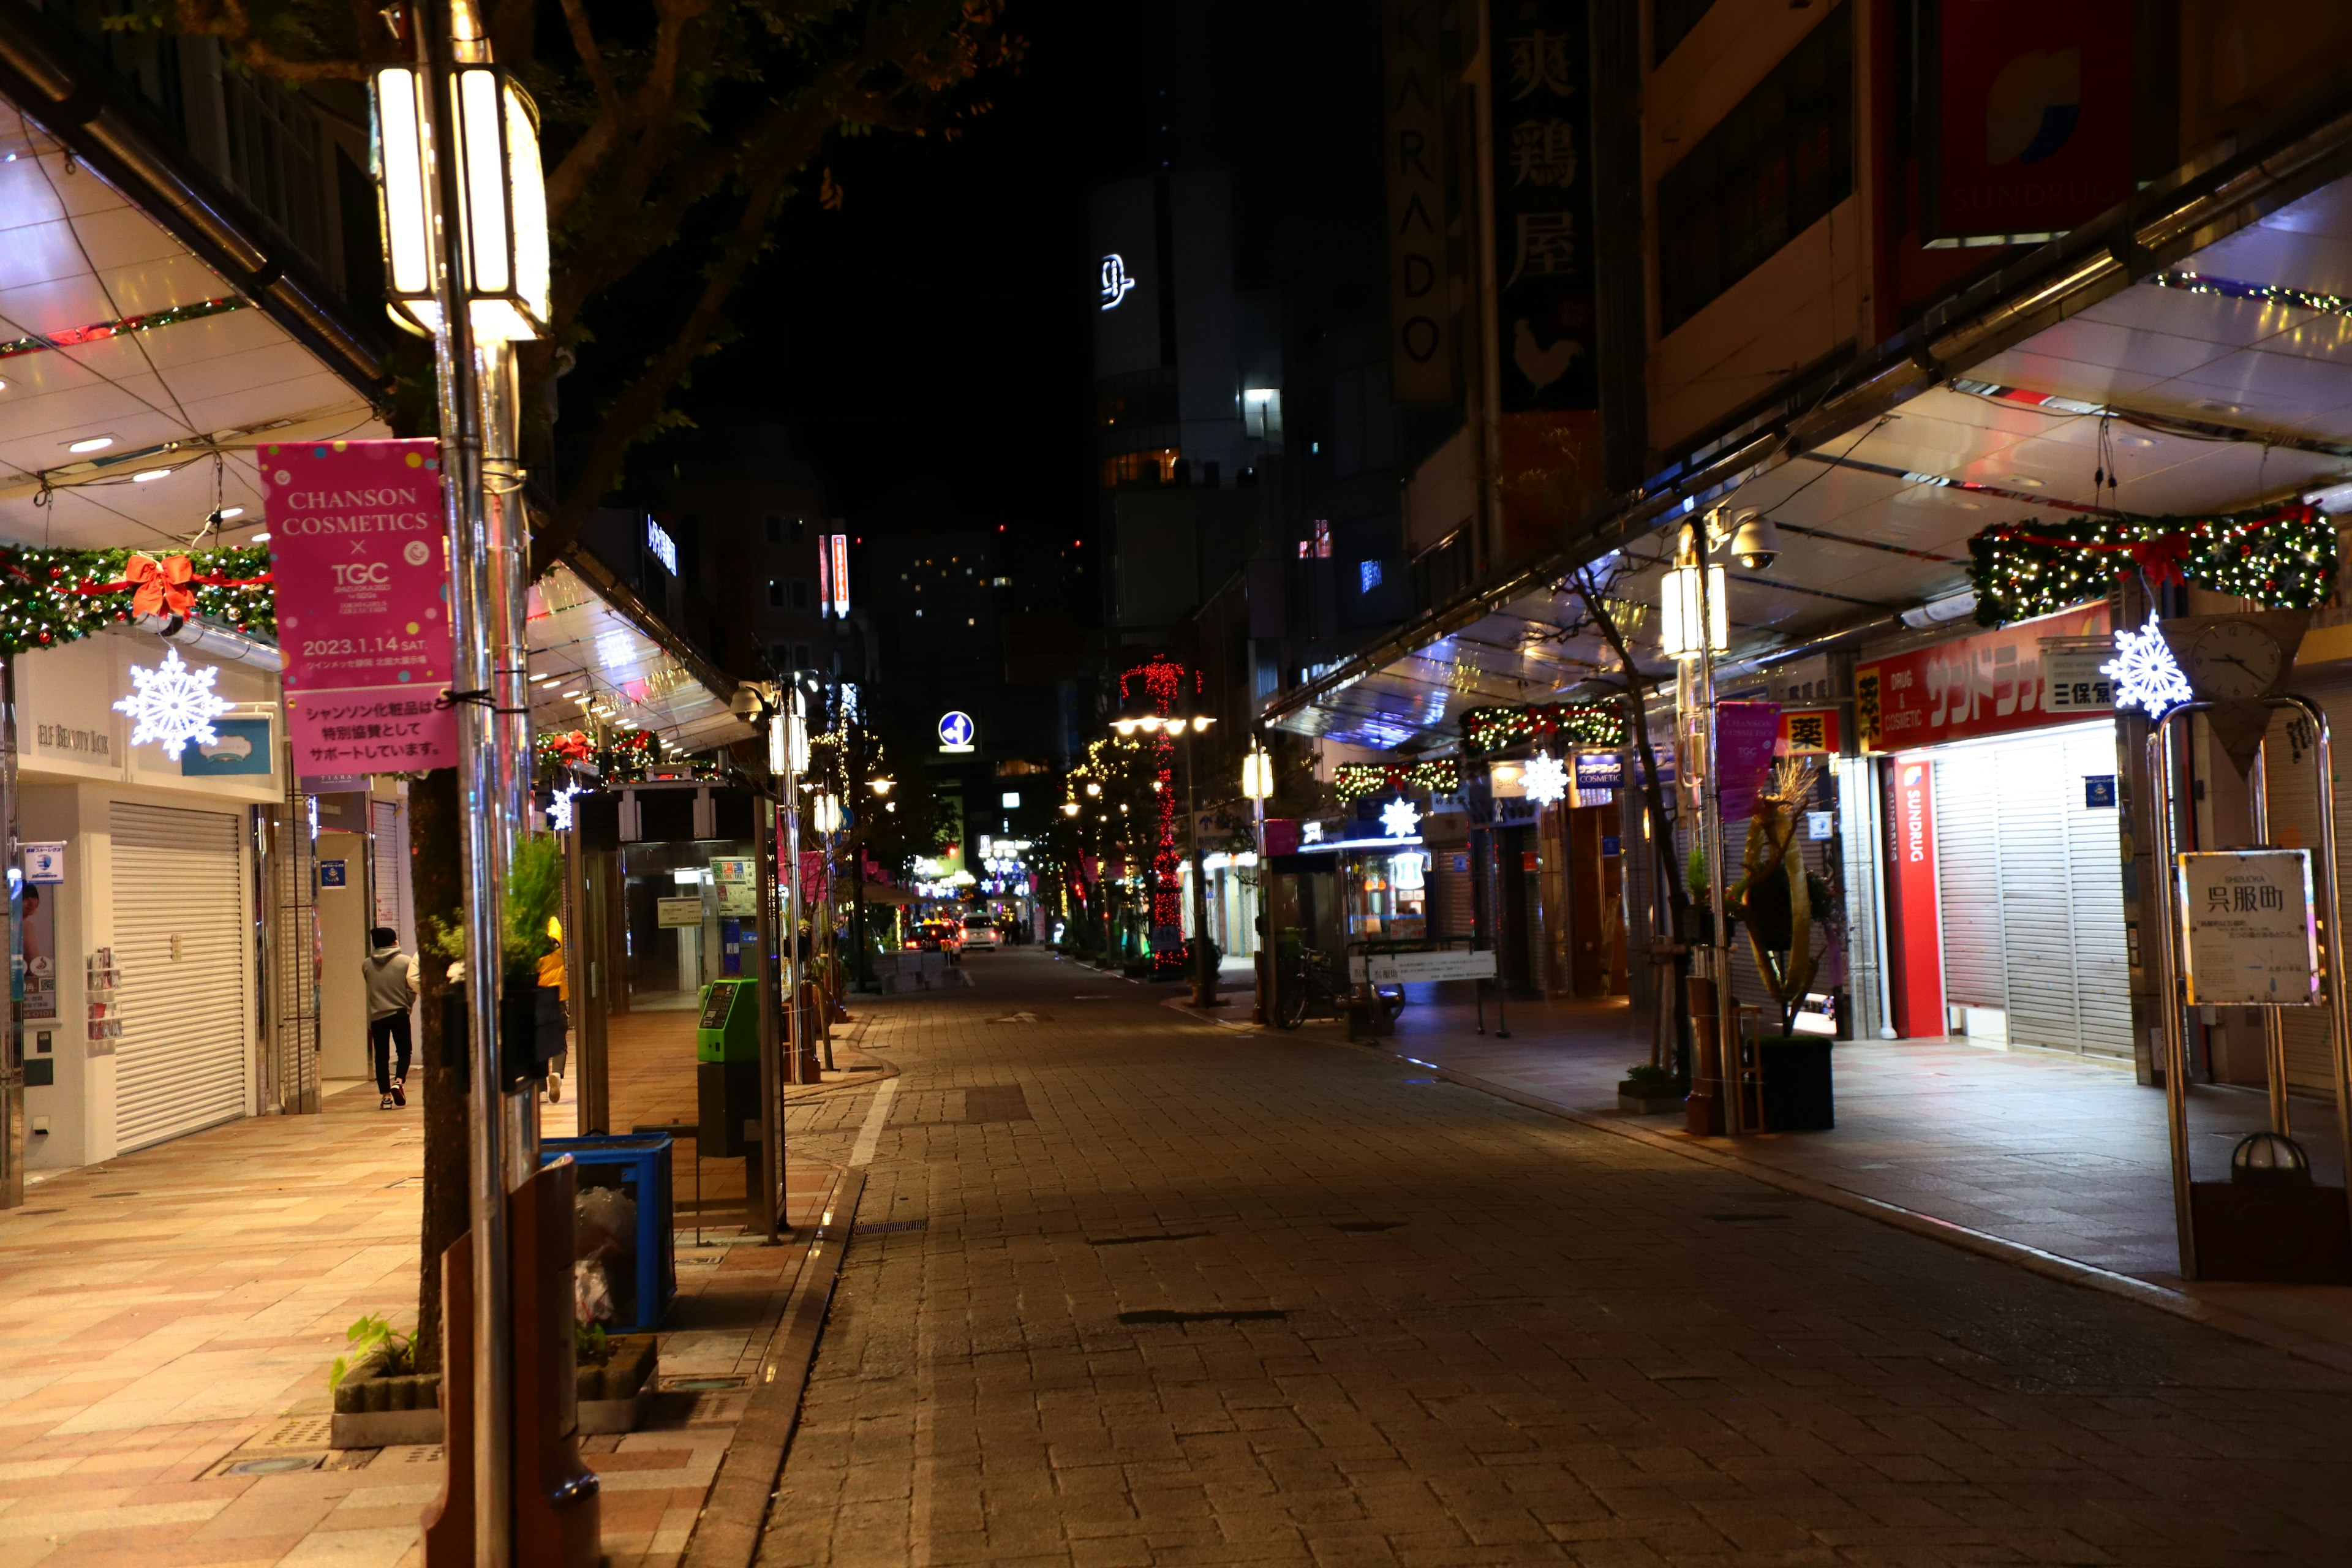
1252, 769, 1268, 1025
416, 2, 511, 1555
752, 785, 780, 1238
2283, 696, 2352, 1263
1692, 519, 1739, 1134
480, 341, 535, 1185
1186, 724, 1216, 1008
782, 702, 804, 1084
2248, 741, 2291, 1137
0, 654, 21, 1211
2150, 708, 2198, 1281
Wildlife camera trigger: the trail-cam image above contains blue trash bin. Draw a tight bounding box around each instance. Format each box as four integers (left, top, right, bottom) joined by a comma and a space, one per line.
542, 1133, 677, 1333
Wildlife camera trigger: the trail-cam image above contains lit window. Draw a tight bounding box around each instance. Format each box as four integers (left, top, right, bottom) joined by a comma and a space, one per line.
1313, 519, 1332, 557
1360, 560, 1383, 593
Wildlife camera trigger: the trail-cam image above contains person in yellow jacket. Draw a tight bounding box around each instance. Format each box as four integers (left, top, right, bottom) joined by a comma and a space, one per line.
539, 915, 568, 1103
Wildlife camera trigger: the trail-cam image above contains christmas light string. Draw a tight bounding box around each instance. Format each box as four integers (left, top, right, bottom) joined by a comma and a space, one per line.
0, 545, 274, 655
1460, 701, 1625, 755
1966, 502, 2337, 627
1332, 759, 1461, 804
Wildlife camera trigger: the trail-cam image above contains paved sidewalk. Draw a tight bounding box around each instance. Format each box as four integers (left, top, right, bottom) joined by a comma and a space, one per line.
766, 949, 2352, 1566
0, 1068, 846, 1567
1340, 987, 2352, 1355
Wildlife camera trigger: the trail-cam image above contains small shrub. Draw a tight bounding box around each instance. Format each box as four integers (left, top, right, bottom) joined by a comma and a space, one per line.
329, 1313, 416, 1392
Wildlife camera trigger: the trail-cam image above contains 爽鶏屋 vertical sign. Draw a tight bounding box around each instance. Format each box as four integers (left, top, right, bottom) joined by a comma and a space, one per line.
263, 439, 457, 775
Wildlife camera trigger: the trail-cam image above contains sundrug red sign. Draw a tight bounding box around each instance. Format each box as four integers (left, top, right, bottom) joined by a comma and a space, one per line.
263, 439, 458, 775
1854, 605, 2106, 752
1884, 757, 1945, 1038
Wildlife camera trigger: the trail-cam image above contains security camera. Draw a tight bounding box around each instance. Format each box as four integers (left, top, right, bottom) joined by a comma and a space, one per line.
1729, 509, 1781, 571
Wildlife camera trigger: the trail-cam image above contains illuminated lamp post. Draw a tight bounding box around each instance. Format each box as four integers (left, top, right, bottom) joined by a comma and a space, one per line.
366, 4, 550, 1559
1660, 518, 1737, 1133
1242, 744, 1274, 1023
1112, 655, 1218, 1004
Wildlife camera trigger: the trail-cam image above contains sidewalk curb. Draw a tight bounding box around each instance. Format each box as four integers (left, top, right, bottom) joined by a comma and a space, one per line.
1159, 995, 1260, 1030
1346, 1040, 2352, 1379
680, 1163, 865, 1568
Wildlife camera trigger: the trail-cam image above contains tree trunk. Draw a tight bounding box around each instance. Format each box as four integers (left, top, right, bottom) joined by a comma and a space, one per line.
412, 767, 467, 1376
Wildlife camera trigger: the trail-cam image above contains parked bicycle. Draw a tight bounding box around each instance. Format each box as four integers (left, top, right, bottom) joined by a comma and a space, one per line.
1278, 947, 1349, 1029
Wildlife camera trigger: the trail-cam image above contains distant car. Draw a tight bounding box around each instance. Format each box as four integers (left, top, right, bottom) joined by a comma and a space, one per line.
907, 921, 962, 956
961, 916, 1000, 951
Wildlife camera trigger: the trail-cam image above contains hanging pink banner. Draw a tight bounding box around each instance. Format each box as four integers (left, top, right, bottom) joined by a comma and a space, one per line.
262, 439, 458, 776
1714, 700, 1783, 822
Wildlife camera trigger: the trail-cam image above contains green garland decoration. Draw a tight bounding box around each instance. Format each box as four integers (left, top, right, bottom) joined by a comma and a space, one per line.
1333, 758, 1461, 804
1966, 502, 2337, 627
1460, 701, 1624, 755
0, 545, 277, 655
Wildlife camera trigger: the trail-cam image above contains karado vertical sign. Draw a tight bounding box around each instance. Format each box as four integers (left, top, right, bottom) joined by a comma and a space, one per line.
262, 439, 458, 776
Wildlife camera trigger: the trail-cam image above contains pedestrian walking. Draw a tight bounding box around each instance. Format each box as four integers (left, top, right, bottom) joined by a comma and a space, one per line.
363, 926, 420, 1109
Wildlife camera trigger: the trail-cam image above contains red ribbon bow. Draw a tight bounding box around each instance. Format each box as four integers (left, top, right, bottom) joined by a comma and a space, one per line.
124, 553, 196, 619
2124, 532, 2195, 587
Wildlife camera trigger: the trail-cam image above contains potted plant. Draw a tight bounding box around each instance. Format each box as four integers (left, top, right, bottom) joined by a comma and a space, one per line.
1728, 757, 1834, 1131
426, 834, 568, 1084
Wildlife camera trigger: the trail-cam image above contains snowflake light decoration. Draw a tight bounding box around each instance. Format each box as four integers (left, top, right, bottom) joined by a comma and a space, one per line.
1521, 751, 1569, 807
2101, 612, 2192, 718
113, 649, 231, 759
1380, 797, 1422, 839
546, 783, 583, 832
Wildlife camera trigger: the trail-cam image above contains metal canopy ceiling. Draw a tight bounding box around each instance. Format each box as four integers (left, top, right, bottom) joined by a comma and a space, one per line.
526, 563, 754, 754
1278, 170, 2352, 751
0, 115, 385, 552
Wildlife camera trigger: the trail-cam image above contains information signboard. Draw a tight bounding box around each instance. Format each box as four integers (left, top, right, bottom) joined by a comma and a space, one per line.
2177, 850, 2321, 1006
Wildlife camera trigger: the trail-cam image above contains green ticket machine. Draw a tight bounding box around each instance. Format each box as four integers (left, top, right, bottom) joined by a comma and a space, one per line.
695, 979, 761, 1158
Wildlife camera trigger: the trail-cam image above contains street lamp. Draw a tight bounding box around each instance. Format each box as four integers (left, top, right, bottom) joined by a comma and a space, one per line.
369, 66, 551, 341
1666, 514, 1740, 1133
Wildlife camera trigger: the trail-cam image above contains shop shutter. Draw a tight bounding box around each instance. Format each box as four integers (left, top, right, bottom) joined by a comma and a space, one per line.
1933, 747, 2003, 1011
112, 802, 250, 1152
371, 799, 403, 933
1430, 848, 1473, 943
2059, 723, 2134, 1059
1996, 732, 2077, 1049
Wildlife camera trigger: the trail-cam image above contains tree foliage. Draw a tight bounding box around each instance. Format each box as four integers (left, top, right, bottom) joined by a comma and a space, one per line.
153, 0, 1017, 573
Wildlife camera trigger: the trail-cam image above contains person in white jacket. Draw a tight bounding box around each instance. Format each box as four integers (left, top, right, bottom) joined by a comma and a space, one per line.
362, 927, 421, 1109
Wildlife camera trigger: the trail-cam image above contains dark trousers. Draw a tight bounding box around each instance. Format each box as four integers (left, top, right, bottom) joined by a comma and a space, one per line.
370, 1012, 413, 1093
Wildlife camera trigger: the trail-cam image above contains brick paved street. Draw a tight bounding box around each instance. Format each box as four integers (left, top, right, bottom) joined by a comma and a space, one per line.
765, 949, 2352, 1567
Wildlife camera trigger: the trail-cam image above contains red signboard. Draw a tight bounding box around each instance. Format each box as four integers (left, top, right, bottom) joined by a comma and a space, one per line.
263, 439, 458, 777
1929, 0, 2135, 240
1854, 605, 2108, 752
1884, 756, 1945, 1038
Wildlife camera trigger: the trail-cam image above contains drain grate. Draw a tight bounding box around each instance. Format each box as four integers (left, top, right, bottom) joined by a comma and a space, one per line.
225, 1453, 322, 1477
857, 1219, 929, 1235
1119, 1308, 1289, 1326
665, 1376, 748, 1392
249, 1415, 336, 1450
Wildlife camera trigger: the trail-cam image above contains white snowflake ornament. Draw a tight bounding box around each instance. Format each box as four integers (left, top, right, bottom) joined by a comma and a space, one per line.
1380, 797, 1422, 839
2101, 612, 2192, 718
1522, 751, 1569, 806
115, 648, 232, 759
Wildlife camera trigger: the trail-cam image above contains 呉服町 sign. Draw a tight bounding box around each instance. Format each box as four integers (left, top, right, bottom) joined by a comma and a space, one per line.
2178, 850, 2321, 1007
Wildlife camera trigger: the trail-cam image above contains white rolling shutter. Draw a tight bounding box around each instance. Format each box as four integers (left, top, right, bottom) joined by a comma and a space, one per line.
2058, 723, 2133, 1060
2263, 684, 2352, 1093
1932, 746, 2002, 1009
113, 802, 249, 1152
1929, 724, 2130, 1057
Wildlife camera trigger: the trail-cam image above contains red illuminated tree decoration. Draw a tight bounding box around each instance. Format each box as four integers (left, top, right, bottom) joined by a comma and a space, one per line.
1118, 655, 1202, 979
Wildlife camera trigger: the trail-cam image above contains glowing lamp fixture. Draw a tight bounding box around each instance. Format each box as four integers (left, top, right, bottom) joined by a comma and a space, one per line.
130, 468, 171, 483
811, 791, 842, 836
371, 64, 551, 342
1659, 562, 1728, 657
1241, 748, 1274, 801
67, 436, 114, 454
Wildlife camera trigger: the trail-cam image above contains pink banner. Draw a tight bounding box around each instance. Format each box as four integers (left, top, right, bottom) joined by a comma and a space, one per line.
1714, 700, 1782, 822
263, 439, 457, 775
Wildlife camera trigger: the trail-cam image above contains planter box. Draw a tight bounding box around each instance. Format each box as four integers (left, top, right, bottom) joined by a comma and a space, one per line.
1757, 1036, 1834, 1131
328, 1336, 658, 1449
1616, 1082, 1686, 1115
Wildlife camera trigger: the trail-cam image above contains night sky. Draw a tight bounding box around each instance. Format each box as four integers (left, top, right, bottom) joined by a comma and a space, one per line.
665, 0, 1161, 539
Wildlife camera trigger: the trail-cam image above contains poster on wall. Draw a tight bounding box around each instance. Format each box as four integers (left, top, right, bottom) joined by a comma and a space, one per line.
20, 874, 54, 1022
711, 858, 757, 916
1714, 701, 1782, 820
262, 439, 458, 777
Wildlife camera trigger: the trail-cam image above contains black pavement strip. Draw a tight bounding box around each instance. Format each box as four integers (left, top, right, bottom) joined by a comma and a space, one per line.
1118, 1308, 1291, 1325
1088, 1231, 1212, 1246
959, 1085, 1031, 1123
